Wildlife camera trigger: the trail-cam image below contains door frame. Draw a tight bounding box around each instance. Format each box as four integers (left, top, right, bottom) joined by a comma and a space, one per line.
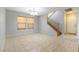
64, 10, 77, 35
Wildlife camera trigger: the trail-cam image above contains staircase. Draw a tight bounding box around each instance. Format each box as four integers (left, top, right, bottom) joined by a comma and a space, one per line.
47, 11, 62, 36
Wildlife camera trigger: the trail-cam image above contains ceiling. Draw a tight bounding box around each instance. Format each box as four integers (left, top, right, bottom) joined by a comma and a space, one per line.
6, 7, 75, 16
6, 7, 54, 16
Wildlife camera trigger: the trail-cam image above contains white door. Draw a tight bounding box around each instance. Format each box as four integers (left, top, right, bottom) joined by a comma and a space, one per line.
66, 12, 77, 34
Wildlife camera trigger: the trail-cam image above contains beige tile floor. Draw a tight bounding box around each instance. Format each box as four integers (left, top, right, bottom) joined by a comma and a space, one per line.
57, 34, 78, 52
4, 33, 78, 52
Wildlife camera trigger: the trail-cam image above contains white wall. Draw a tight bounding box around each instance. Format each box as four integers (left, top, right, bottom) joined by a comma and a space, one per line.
38, 15, 57, 36
6, 10, 39, 37
0, 8, 6, 51
77, 9, 79, 38
49, 10, 64, 33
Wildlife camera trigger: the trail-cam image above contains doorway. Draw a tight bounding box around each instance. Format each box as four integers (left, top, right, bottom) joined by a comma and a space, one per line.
64, 10, 77, 35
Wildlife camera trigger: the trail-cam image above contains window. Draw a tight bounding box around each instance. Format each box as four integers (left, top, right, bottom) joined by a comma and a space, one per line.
17, 16, 34, 30
27, 17, 34, 29
17, 16, 26, 30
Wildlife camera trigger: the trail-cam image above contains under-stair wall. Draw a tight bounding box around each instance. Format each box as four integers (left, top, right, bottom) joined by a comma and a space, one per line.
47, 19, 62, 36
47, 10, 64, 36
38, 15, 57, 36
